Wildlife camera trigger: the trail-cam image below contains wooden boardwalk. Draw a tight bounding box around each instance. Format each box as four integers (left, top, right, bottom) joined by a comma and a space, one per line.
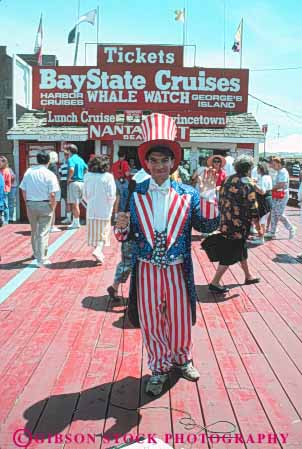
0, 207, 302, 449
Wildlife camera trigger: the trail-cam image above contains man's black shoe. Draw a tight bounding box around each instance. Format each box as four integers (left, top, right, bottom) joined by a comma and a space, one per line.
209, 284, 229, 294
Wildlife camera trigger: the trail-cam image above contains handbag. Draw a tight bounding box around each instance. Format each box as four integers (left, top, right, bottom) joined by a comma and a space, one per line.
256, 192, 272, 217
201, 232, 223, 262
272, 190, 285, 200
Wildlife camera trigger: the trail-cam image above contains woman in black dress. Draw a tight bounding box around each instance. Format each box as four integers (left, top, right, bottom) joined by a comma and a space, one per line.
209, 155, 261, 293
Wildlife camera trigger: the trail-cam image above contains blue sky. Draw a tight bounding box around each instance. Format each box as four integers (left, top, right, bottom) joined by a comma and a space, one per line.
1, 0, 302, 143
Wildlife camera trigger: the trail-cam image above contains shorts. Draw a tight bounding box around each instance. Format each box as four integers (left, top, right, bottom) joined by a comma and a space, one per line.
67, 181, 84, 204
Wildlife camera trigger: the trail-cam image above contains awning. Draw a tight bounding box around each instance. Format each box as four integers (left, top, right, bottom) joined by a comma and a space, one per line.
7, 111, 264, 143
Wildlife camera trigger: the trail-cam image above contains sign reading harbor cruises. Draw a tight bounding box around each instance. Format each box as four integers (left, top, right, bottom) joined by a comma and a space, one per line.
32, 45, 249, 114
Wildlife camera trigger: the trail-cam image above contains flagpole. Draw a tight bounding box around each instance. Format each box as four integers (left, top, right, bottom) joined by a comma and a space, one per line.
240, 18, 243, 69
185, 0, 188, 46
74, 31, 80, 65
223, 0, 226, 67
74, 0, 81, 65
182, 7, 186, 47
38, 13, 42, 66
97, 4, 100, 44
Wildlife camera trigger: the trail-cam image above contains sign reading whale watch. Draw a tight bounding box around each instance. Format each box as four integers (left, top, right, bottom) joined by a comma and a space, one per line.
32, 45, 249, 114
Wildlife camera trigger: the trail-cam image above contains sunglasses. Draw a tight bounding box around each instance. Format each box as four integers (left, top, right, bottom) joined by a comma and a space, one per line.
213, 160, 221, 164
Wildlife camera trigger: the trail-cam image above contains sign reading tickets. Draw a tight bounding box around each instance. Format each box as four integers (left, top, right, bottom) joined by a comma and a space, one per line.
33, 65, 249, 113
97, 44, 184, 68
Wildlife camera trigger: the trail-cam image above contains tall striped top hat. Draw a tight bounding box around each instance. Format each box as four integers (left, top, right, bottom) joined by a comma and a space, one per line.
138, 113, 182, 174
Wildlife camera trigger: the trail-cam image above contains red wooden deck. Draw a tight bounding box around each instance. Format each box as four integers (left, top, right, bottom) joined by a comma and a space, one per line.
0, 207, 302, 449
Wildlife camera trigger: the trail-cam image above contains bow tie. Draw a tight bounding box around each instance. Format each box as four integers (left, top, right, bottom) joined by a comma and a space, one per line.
149, 183, 170, 195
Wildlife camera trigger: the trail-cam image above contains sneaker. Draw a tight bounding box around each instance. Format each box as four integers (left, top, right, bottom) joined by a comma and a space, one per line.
264, 232, 276, 239
50, 226, 61, 233
145, 372, 169, 396
92, 248, 104, 264
175, 361, 200, 382
250, 237, 264, 245
68, 222, 80, 229
36, 259, 51, 268
289, 226, 297, 240
61, 217, 72, 224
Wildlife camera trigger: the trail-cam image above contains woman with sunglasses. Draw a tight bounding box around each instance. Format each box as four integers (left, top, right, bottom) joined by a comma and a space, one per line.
207, 155, 227, 189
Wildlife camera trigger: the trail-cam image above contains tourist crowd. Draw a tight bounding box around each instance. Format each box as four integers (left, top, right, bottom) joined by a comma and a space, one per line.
1, 112, 302, 396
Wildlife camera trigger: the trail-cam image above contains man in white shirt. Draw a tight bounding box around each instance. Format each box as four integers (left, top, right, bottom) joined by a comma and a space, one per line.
19, 151, 60, 267
115, 114, 215, 396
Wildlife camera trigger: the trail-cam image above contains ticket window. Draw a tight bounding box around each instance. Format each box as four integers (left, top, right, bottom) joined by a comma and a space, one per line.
119, 145, 141, 172
75, 140, 95, 163
27, 144, 57, 168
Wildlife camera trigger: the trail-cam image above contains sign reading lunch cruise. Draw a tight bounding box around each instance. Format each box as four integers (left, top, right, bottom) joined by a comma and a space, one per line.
32, 45, 249, 114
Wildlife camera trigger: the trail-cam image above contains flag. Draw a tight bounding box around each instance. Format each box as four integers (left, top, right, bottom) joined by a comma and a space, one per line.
68, 26, 76, 44
68, 8, 97, 43
232, 19, 242, 52
34, 14, 43, 65
174, 9, 185, 22
78, 8, 97, 26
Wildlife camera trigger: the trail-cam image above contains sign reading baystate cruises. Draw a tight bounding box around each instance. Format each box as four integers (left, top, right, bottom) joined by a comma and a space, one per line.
32, 45, 249, 115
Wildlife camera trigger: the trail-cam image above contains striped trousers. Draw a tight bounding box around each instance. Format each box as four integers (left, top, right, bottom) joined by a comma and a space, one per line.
137, 261, 192, 373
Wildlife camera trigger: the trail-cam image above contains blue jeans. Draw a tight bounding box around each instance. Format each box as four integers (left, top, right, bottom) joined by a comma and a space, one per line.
116, 179, 129, 212
8, 186, 17, 221
3, 192, 9, 224
114, 241, 133, 285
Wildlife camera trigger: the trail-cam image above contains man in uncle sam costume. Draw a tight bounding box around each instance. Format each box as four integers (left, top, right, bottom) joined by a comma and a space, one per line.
115, 113, 216, 396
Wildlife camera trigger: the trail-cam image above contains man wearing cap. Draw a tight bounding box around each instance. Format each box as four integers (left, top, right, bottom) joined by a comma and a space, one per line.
115, 113, 215, 396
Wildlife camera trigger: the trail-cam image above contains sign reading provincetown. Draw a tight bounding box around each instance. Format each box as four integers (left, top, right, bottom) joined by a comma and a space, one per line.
33, 66, 249, 113
97, 44, 184, 68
